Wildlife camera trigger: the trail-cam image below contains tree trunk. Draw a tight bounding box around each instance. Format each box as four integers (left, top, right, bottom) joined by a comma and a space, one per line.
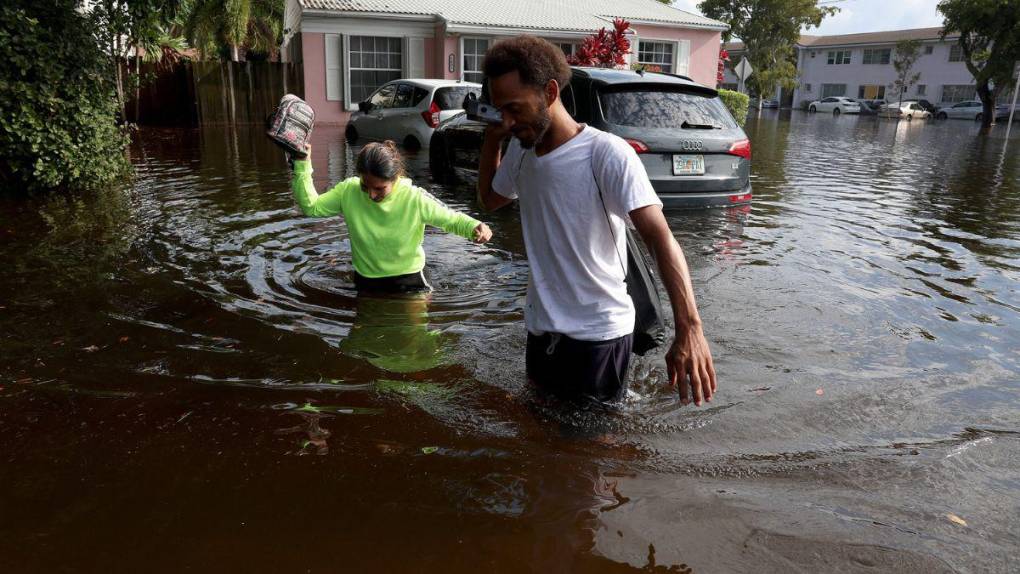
134, 51, 141, 125
231, 44, 240, 63
977, 82, 995, 129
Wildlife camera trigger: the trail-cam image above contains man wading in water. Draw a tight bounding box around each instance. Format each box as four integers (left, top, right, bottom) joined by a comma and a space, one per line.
477, 36, 717, 406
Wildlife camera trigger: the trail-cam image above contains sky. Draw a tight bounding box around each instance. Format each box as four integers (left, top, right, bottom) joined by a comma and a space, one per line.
672, 0, 946, 37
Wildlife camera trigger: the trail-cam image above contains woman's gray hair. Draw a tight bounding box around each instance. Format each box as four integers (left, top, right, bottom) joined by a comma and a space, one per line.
355, 141, 405, 181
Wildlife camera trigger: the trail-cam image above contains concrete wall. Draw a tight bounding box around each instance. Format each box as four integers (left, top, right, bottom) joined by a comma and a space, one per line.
792, 40, 975, 106
630, 24, 722, 88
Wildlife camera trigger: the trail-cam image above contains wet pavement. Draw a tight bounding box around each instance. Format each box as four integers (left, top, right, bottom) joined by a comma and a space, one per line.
1, 111, 1019, 572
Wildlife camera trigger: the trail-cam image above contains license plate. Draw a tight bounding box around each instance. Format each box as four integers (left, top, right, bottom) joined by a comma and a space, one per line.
673, 154, 705, 176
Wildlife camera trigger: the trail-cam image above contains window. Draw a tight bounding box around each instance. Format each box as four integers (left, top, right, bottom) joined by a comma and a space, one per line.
599, 89, 737, 129
949, 44, 964, 62
826, 50, 851, 65
804, 83, 812, 92
720, 82, 738, 91
463, 38, 489, 84
368, 83, 396, 109
412, 87, 429, 107
638, 41, 675, 73
350, 36, 402, 103
555, 42, 576, 58
392, 83, 414, 108
432, 86, 481, 110
821, 83, 847, 98
862, 48, 891, 65
924, 45, 933, 55
917, 84, 926, 96
942, 84, 975, 103
857, 85, 886, 99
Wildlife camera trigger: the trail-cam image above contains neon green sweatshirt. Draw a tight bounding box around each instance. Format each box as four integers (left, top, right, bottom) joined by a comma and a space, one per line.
291, 160, 482, 278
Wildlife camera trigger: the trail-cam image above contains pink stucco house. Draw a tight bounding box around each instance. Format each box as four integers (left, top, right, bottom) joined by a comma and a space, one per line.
282, 0, 728, 123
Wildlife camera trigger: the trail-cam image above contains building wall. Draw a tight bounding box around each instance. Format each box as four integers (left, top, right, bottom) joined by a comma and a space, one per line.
630, 24, 722, 87
300, 32, 349, 124
792, 40, 974, 106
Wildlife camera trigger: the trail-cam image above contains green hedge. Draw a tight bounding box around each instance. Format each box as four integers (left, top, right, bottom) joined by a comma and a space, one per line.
0, 1, 130, 194
718, 89, 750, 127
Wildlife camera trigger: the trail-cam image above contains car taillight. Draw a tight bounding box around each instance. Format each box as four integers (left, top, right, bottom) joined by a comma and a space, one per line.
625, 139, 649, 153
728, 193, 753, 203
422, 101, 440, 128
727, 138, 751, 160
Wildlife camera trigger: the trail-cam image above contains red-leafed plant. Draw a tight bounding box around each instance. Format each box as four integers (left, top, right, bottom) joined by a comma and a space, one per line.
717, 48, 729, 84
567, 18, 632, 68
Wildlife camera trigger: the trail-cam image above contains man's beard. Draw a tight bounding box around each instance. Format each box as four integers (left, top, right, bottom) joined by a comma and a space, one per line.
514, 103, 552, 149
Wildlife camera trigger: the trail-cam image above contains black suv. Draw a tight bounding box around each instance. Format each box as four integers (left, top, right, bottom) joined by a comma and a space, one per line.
429, 67, 752, 208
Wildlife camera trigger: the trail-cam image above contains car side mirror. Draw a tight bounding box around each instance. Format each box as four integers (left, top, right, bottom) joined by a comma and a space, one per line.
358, 101, 372, 113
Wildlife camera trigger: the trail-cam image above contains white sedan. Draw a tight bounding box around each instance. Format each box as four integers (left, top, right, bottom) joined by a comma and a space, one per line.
808, 97, 861, 115
879, 101, 932, 120
935, 100, 1010, 121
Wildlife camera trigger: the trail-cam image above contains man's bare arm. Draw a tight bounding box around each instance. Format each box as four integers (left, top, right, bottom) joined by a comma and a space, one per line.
630, 204, 717, 406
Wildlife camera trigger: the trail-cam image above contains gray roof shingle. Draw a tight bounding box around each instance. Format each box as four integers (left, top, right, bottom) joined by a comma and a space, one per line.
300, 0, 727, 32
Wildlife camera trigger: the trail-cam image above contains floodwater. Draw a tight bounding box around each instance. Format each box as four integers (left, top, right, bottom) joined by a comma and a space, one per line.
1, 112, 1019, 572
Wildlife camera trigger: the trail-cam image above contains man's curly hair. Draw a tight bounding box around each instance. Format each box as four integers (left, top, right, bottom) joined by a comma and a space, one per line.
482, 36, 571, 91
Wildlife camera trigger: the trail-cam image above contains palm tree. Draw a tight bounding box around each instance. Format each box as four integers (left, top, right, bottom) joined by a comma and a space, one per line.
184, 0, 283, 61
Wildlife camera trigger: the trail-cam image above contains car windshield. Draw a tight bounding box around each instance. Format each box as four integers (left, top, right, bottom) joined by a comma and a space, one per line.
433, 86, 481, 111
599, 89, 737, 129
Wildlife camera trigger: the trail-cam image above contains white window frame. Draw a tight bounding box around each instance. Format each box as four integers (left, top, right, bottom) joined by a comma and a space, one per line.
460, 36, 490, 83
554, 41, 577, 58
948, 44, 964, 62
347, 35, 404, 106
862, 48, 891, 65
941, 84, 975, 103
827, 50, 851, 65
637, 39, 678, 74
821, 83, 847, 98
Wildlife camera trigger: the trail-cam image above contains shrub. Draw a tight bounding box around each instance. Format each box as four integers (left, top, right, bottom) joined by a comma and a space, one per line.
718, 89, 750, 127
0, 1, 131, 195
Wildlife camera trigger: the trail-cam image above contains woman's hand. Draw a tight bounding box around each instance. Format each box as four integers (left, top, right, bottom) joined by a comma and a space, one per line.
473, 222, 493, 244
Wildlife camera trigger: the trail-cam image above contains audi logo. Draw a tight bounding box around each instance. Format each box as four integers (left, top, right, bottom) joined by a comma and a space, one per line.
678, 140, 704, 151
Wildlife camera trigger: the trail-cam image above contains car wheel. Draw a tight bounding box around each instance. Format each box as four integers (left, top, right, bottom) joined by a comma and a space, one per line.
975, 113, 983, 122
403, 135, 421, 151
833, 107, 841, 116
428, 133, 453, 183
937, 112, 947, 120
345, 124, 358, 142
809, 105, 816, 113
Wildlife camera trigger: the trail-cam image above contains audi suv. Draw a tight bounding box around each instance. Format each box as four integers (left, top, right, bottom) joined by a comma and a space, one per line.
429, 67, 752, 208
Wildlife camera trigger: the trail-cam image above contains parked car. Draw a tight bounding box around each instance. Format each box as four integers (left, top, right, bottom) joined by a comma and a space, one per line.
429, 67, 752, 208
751, 98, 779, 108
936, 100, 1009, 121
879, 101, 932, 120
346, 79, 482, 150
849, 98, 879, 115
807, 97, 861, 115
899, 99, 937, 113
996, 103, 1019, 121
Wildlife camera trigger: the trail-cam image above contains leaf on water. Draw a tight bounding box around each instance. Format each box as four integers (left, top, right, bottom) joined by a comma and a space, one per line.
81, 345, 100, 353
297, 403, 321, 413
118, 336, 129, 343
421, 446, 439, 455
946, 513, 967, 527
815, 388, 824, 396
749, 387, 771, 392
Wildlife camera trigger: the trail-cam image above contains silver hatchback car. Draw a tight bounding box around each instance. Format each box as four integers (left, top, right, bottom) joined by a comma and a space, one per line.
346, 79, 482, 150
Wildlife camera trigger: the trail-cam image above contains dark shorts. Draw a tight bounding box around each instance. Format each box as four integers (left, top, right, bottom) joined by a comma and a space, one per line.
353, 269, 431, 293
526, 332, 633, 403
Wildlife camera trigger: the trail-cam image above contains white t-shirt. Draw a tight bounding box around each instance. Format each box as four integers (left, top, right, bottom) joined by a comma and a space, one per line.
492, 125, 662, 341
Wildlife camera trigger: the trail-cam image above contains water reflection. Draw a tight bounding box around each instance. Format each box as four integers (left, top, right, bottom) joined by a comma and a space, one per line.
340, 294, 451, 373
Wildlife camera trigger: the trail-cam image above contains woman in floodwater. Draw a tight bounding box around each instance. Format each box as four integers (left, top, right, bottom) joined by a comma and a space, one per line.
291, 141, 493, 292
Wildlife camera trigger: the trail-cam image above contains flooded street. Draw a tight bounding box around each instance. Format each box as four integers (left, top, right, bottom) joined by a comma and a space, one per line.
2, 112, 1019, 572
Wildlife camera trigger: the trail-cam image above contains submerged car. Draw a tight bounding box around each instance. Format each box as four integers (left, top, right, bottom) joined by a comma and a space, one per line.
935, 100, 1009, 121
880, 101, 933, 120
807, 97, 861, 115
346, 79, 482, 150
429, 67, 752, 208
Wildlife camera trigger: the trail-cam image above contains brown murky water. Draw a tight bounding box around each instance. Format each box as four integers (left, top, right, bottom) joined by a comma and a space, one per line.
2, 112, 1019, 572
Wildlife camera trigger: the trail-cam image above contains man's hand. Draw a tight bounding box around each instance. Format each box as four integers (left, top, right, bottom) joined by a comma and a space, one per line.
667, 327, 717, 406
477, 125, 514, 212
473, 222, 493, 244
